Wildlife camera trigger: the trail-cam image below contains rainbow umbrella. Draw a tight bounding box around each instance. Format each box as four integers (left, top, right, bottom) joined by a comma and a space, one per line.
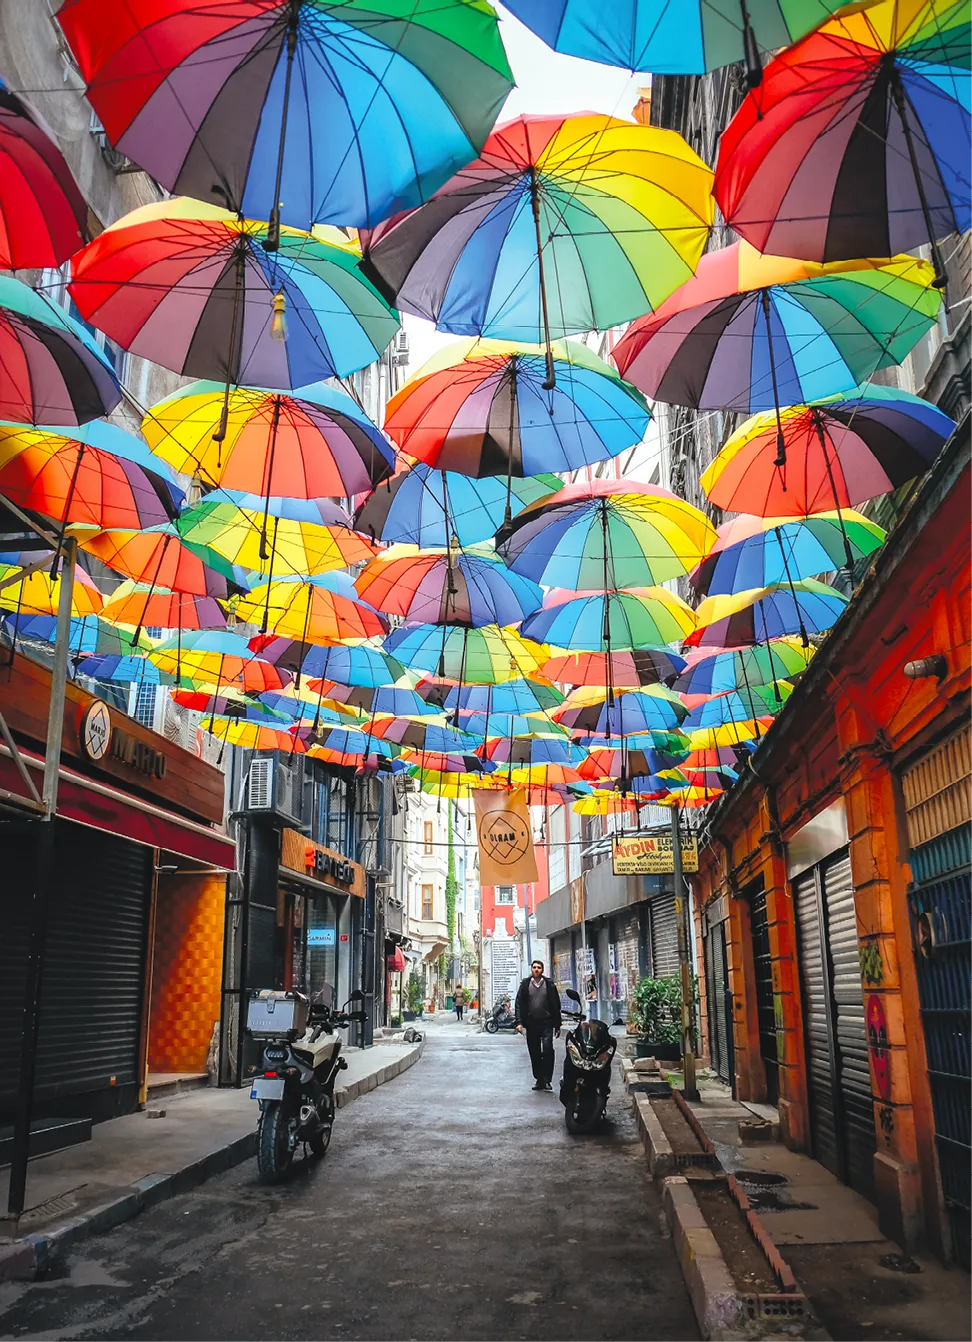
178, 498, 375, 579
74, 654, 175, 686
370, 720, 483, 755
313, 684, 442, 721
398, 750, 495, 775
149, 631, 292, 693
0, 611, 148, 657
170, 690, 291, 725
715, 1, 971, 281
0, 276, 120, 426
354, 461, 560, 548
552, 685, 687, 735
382, 338, 651, 478
502, 0, 859, 79
405, 768, 507, 799
686, 579, 849, 648
578, 735, 691, 781
572, 792, 643, 817
0, 77, 87, 268
82, 524, 237, 596
253, 638, 404, 686
455, 710, 564, 739
363, 114, 713, 376
58, 0, 513, 235
673, 641, 814, 695
691, 512, 886, 595
613, 243, 942, 417
383, 624, 548, 684
101, 582, 227, 633
416, 677, 565, 715
230, 573, 388, 643
682, 682, 793, 732
206, 720, 305, 753
304, 730, 399, 765
521, 586, 697, 650
480, 737, 587, 768
498, 480, 716, 589
657, 786, 726, 809
356, 546, 542, 629
0, 563, 103, 618
541, 647, 685, 688
686, 719, 770, 750
700, 384, 955, 518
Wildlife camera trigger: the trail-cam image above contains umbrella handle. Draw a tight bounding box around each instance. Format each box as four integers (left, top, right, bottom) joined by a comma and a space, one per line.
529, 168, 557, 391
759, 290, 787, 471
740, 1, 762, 89
264, 0, 301, 253
890, 71, 947, 290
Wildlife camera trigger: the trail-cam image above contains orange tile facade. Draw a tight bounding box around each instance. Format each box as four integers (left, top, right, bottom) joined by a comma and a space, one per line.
148, 872, 226, 1075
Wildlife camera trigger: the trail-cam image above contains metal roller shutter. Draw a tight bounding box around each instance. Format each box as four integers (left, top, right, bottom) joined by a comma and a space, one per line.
794, 867, 841, 1178
650, 895, 679, 978
706, 923, 732, 1085
0, 824, 34, 1120
615, 912, 641, 1009
749, 884, 780, 1105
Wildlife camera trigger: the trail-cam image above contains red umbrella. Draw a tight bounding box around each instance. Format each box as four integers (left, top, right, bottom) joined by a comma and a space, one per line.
0, 79, 87, 268
82, 525, 232, 596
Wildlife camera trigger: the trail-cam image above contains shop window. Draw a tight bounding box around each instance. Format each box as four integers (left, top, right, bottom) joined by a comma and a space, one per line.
423, 820, 434, 854
421, 885, 433, 920
495, 885, 515, 904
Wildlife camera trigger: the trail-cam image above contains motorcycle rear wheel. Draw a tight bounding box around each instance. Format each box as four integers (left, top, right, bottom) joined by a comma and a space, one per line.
484, 1018, 498, 1034
257, 1104, 296, 1183
309, 1122, 332, 1157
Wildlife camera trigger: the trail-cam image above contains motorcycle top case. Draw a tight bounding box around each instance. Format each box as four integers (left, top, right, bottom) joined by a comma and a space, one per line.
247, 990, 310, 1039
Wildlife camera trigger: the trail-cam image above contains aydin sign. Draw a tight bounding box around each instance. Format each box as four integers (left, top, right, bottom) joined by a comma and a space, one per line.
612, 832, 698, 875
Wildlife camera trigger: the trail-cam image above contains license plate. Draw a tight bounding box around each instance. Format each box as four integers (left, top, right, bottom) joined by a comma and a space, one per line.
249, 1077, 285, 1101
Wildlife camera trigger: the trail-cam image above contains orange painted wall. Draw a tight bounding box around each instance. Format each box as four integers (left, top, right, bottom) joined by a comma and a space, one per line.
148, 873, 226, 1075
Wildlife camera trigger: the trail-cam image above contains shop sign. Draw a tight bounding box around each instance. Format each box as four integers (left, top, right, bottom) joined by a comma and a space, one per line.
306, 846, 355, 886
612, 832, 698, 875
80, 702, 166, 779
279, 829, 365, 897
307, 927, 336, 947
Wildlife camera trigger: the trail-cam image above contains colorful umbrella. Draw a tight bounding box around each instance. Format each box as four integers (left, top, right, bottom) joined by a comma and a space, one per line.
685, 719, 771, 750
362, 114, 713, 373
149, 631, 292, 693
521, 586, 697, 650
58, 0, 513, 235
231, 573, 387, 643
0, 276, 121, 426
304, 730, 398, 763
370, 720, 483, 755
0, 611, 148, 657
682, 682, 793, 732
416, 677, 565, 715
715, 1, 971, 282
578, 735, 690, 780
0, 421, 181, 532
502, 0, 859, 79
691, 511, 886, 594
143, 379, 393, 498
686, 579, 849, 648
552, 685, 687, 735
314, 685, 442, 720
541, 647, 686, 688
700, 385, 955, 517
252, 638, 404, 686
673, 641, 814, 695
178, 498, 375, 578
355, 545, 542, 628
74, 653, 175, 686
571, 792, 642, 817
498, 480, 717, 589
354, 461, 560, 548
456, 712, 565, 741
69, 202, 400, 386
0, 563, 104, 619
101, 582, 227, 633
383, 624, 548, 684
0, 77, 87, 268
612, 244, 942, 417
81, 524, 236, 596
382, 338, 651, 478
170, 690, 291, 725
657, 786, 726, 808
206, 720, 305, 753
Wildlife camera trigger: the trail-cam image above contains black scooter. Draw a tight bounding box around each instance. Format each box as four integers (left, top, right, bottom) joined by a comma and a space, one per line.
483, 997, 517, 1033
559, 988, 618, 1134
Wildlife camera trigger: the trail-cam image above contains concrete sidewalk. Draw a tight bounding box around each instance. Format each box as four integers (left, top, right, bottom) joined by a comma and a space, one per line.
0, 1039, 422, 1281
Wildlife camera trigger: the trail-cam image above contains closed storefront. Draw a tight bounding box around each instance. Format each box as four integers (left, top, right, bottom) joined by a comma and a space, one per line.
703, 897, 733, 1088
748, 880, 780, 1106
552, 936, 574, 1007
649, 893, 679, 978
612, 910, 642, 1022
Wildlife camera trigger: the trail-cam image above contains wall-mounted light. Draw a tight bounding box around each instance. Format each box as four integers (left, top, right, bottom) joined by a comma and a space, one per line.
903, 654, 948, 681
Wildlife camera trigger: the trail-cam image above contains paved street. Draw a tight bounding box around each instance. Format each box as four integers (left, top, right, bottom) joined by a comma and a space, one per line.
0, 1019, 699, 1341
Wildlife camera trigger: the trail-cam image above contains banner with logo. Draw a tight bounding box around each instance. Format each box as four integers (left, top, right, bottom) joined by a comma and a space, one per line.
474, 788, 538, 887
612, 832, 699, 875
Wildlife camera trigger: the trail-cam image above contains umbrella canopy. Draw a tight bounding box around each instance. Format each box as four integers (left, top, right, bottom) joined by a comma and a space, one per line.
673, 640, 814, 695
69, 202, 400, 385
612, 243, 942, 413
171, 689, 291, 725
0, 611, 149, 657
144, 380, 393, 497
578, 734, 690, 779
498, 480, 717, 589
502, 0, 857, 75
0, 422, 180, 532
682, 682, 793, 731
231, 573, 387, 643
178, 499, 375, 579
82, 524, 235, 596
252, 638, 404, 686
383, 338, 651, 478
686, 719, 771, 750
383, 624, 548, 683
370, 720, 483, 755
417, 677, 565, 715
541, 646, 686, 688
362, 114, 713, 343
0, 563, 104, 618
58, 0, 513, 233
354, 461, 561, 548
657, 786, 726, 808
304, 729, 398, 762
355, 546, 542, 628
686, 579, 849, 648
101, 582, 227, 632
0, 77, 87, 268
455, 710, 565, 738
75, 653, 175, 685
0, 276, 121, 426
521, 586, 697, 650
553, 685, 687, 735
206, 720, 305, 753
149, 631, 292, 692
701, 385, 955, 516
314, 684, 441, 720
715, 1, 971, 276
691, 511, 886, 595
571, 792, 643, 817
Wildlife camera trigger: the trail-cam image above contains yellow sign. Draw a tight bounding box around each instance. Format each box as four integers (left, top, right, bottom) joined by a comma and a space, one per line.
612, 833, 699, 875
474, 789, 538, 886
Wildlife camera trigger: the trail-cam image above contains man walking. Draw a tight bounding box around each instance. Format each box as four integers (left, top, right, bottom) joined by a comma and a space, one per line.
453, 984, 467, 1021
515, 960, 562, 1091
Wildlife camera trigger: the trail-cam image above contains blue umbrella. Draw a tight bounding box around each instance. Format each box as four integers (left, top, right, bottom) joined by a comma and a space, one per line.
75, 653, 175, 685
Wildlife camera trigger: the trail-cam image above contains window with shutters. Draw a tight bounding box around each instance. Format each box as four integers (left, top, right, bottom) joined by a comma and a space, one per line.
421, 885, 433, 920
423, 821, 434, 854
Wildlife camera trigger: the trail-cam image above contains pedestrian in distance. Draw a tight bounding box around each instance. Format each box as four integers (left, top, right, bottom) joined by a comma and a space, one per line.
514, 960, 562, 1091
453, 984, 467, 1021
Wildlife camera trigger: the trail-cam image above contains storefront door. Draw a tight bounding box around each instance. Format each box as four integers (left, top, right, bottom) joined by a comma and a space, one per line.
705, 919, 733, 1087
747, 880, 780, 1106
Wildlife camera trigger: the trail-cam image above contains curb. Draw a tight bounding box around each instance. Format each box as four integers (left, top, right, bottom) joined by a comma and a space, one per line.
662, 1176, 747, 1341
0, 1040, 425, 1282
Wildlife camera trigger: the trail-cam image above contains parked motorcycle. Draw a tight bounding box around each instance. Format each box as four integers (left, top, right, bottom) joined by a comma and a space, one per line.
245, 988, 367, 1183
483, 996, 517, 1033
559, 988, 617, 1134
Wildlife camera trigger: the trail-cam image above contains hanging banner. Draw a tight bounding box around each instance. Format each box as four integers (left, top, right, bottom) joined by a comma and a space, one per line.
474, 788, 538, 887
612, 832, 698, 874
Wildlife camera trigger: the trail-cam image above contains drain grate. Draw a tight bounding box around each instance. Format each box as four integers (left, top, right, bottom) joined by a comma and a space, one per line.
19, 1184, 87, 1226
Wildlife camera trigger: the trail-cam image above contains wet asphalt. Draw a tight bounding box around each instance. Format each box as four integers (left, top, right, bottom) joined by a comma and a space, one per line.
0, 1017, 699, 1341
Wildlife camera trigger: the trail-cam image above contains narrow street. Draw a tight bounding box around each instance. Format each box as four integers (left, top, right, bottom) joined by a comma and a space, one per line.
0, 1021, 699, 1342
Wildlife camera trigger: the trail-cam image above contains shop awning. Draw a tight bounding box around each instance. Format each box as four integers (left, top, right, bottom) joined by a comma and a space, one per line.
0, 746, 236, 869
386, 946, 407, 972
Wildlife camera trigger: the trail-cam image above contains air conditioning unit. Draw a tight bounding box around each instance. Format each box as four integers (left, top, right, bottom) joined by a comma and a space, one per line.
244, 752, 304, 826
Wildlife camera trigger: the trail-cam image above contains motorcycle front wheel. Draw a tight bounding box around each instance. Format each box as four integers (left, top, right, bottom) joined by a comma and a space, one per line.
257, 1103, 296, 1183
309, 1096, 334, 1157
564, 1087, 604, 1135
484, 1018, 498, 1034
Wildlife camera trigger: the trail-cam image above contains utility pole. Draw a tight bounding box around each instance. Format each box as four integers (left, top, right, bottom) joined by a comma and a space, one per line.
672, 805, 699, 1101
522, 882, 533, 971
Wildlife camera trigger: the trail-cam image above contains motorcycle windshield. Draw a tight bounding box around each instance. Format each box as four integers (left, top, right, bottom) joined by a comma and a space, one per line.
576, 1019, 612, 1054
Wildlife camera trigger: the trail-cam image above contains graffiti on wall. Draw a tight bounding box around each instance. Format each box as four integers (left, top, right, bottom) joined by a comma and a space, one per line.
774, 992, 785, 1063
859, 939, 884, 986
866, 994, 892, 1102
878, 1104, 895, 1145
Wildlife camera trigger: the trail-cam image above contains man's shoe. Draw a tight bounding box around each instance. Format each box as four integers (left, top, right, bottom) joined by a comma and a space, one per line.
532, 1081, 544, 1091
544, 1081, 553, 1090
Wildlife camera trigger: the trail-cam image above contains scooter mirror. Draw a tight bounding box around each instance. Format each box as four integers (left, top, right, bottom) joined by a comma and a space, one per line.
565, 988, 581, 1003
345, 990, 366, 1005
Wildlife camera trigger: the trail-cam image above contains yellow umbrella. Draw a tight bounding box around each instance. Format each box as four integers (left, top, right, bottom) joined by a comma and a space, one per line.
0, 563, 103, 618
229, 575, 388, 644
177, 499, 376, 578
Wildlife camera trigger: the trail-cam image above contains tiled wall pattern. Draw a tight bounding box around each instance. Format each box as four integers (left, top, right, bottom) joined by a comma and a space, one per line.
148, 873, 226, 1075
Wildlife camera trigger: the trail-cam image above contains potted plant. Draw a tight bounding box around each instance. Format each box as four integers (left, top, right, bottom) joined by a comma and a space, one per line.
403, 974, 424, 1022
629, 975, 686, 1061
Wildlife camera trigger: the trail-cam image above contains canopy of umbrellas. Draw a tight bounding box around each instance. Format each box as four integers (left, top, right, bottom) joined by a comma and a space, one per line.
0, 0, 966, 816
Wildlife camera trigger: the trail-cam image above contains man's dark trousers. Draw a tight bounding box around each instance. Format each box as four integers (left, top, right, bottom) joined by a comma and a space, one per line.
525, 1023, 554, 1085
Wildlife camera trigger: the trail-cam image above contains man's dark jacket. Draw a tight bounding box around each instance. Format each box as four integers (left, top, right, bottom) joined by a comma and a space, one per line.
514, 975, 562, 1029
